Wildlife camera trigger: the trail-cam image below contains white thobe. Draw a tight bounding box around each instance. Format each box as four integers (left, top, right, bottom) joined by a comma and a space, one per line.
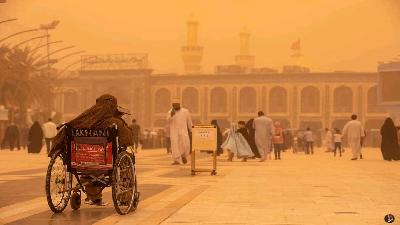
167, 108, 193, 163
253, 116, 275, 159
342, 120, 365, 159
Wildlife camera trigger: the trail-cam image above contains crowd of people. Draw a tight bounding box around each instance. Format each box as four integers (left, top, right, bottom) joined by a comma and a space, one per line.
1, 97, 400, 165
163, 98, 400, 164
1, 118, 58, 154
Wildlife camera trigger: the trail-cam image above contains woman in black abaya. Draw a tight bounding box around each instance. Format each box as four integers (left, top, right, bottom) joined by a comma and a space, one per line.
380, 117, 400, 161
28, 121, 43, 153
245, 118, 261, 158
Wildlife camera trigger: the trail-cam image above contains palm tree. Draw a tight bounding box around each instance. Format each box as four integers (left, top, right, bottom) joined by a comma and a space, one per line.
0, 44, 51, 125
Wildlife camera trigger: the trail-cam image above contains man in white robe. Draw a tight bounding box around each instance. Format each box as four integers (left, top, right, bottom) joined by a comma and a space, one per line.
342, 114, 365, 160
167, 100, 193, 165
253, 111, 275, 162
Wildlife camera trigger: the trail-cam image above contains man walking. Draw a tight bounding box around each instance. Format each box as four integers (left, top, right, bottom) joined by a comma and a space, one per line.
343, 114, 365, 160
167, 99, 193, 165
253, 111, 274, 162
304, 127, 314, 154
42, 118, 57, 155
129, 119, 141, 152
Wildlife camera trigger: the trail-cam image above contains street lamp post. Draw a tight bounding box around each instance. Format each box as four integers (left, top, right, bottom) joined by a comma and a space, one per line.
40, 20, 60, 77
39, 20, 60, 112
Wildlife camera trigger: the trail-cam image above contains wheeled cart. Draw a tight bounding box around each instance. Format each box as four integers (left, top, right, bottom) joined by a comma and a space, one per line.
190, 125, 217, 176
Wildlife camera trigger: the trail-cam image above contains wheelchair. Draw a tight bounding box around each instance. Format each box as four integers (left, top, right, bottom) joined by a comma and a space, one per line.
45, 124, 139, 215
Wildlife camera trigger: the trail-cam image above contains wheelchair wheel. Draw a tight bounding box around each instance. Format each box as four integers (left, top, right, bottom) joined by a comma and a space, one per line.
46, 151, 72, 213
131, 176, 139, 211
112, 151, 138, 215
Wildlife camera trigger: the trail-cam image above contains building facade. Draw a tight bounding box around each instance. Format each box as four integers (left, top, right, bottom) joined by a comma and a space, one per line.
55, 71, 387, 138
378, 61, 400, 126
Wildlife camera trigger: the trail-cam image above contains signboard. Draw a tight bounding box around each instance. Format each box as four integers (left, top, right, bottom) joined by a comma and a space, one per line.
71, 142, 113, 171
191, 125, 217, 151
81, 53, 148, 71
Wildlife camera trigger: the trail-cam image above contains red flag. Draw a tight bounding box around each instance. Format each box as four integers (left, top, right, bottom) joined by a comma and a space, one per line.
291, 38, 301, 51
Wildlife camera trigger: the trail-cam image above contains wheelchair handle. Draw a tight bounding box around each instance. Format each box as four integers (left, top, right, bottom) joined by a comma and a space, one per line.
57, 123, 68, 131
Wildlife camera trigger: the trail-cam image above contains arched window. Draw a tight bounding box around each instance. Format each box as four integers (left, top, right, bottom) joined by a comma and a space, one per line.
210, 87, 227, 113
64, 91, 79, 114
367, 86, 386, 113
239, 87, 257, 113
301, 86, 320, 113
154, 88, 171, 113
182, 87, 199, 113
269, 87, 287, 113
333, 86, 353, 113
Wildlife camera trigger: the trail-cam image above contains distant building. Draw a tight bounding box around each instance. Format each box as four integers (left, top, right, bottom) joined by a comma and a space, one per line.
55, 68, 388, 147
378, 61, 400, 125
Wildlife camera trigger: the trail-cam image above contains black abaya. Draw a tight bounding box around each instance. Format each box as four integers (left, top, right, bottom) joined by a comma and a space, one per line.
28, 122, 43, 153
245, 119, 261, 158
380, 118, 400, 161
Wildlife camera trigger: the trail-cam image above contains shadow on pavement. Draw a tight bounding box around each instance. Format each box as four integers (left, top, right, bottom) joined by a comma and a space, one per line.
7, 184, 170, 225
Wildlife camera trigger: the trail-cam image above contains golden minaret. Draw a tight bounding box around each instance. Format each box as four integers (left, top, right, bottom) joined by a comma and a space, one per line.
181, 14, 203, 74
235, 27, 255, 72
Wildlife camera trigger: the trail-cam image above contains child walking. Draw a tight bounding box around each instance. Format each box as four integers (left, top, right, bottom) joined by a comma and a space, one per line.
222, 122, 254, 162
333, 128, 343, 157
273, 121, 284, 160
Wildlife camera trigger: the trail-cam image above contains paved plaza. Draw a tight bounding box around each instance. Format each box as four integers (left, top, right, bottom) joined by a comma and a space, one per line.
0, 147, 399, 225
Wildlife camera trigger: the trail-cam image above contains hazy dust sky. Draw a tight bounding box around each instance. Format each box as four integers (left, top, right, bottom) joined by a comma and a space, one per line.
1, 0, 400, 73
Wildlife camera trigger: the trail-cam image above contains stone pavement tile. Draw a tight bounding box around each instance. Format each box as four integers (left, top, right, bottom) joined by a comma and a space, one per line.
161, 149, 400, 225
2, 148, 399, 225
0, 149, 49, 173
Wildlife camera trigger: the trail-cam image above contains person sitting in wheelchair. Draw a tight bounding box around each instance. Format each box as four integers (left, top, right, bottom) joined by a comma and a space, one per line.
51, 94, 133, 206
